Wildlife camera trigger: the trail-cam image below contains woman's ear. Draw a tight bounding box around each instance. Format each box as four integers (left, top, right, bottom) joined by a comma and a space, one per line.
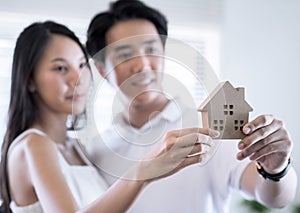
94, 61, 108, 80
28, 79, 36, 93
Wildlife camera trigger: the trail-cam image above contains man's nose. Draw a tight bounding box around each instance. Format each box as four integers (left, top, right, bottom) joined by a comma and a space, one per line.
131, 55, 151, 73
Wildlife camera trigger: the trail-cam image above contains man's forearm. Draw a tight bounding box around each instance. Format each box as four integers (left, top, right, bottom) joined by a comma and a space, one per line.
255, 167, 297, 208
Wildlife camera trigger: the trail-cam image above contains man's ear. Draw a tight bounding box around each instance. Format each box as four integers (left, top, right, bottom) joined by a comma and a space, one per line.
28, 79, 36, 93
94, 61, 107, 80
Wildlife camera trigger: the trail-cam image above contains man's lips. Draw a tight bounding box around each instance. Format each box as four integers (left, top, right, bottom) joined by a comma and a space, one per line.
132, 79, 155, 87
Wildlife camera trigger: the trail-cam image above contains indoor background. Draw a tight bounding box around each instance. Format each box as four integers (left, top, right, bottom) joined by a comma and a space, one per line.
0, 0, 299, 212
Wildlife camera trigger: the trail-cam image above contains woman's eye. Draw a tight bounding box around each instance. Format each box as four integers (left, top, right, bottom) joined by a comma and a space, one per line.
79, 62, 87, 69
55, 66, 68, 72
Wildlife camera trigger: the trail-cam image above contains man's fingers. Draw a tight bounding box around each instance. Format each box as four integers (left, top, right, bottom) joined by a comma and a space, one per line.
243, 114, 274, 135
249, 140, 290, 161
239, 117, 284, 149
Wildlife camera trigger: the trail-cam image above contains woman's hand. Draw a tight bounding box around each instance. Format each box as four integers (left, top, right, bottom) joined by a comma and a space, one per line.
135, 127, 219, 181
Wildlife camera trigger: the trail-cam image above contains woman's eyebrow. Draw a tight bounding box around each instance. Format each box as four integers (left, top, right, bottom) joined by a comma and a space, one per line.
51, 58, 67, 63
51, 56, 86, 63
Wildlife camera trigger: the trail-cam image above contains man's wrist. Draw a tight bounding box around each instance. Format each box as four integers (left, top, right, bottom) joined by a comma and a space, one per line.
256, 158, 292, 182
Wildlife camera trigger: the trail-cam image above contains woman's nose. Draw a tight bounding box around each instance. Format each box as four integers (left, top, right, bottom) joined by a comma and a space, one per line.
69, 67, 81, 87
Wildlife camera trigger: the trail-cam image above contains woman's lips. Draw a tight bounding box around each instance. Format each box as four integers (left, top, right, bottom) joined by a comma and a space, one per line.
66, 93, 85, 101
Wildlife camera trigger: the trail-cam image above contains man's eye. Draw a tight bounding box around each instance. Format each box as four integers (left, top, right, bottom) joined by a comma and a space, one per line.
117, 52, 133, 61
145, 47, 157, 54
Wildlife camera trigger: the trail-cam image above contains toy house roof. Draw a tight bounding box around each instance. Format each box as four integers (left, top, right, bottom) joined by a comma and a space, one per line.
198, 81, 253, 112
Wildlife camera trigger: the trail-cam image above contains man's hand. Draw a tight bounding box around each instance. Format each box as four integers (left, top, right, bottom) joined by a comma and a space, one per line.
237, 115, 292, 174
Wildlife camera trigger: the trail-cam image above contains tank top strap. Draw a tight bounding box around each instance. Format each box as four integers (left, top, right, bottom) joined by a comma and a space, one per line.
8, 128, 47, 157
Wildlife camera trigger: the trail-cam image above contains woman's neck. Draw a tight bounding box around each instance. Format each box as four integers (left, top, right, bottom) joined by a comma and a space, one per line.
32, 112, 68, 145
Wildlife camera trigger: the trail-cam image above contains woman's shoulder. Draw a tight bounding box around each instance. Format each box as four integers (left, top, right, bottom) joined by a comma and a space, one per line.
9, 128, 54, 156
23, 130, 54, 149
8, 129, 58, 173
8, 128, 63, 186
8, 129, 69, 208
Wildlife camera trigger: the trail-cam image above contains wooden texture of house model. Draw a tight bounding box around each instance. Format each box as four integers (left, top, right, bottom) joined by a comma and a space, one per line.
198, 81, 253, 139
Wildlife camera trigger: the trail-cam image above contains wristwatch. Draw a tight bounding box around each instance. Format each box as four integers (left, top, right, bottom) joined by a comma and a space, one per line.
256, 158, 292, 182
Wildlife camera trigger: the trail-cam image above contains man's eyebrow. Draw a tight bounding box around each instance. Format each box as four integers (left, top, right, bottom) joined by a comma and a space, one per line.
113, 39, 159, 51
142, 39, 159, 45
114, 44, 132, 52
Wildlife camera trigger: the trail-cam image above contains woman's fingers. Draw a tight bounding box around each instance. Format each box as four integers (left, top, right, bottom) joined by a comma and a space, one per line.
142, 128, 219, 181
178, 152, 211, 169
166, 128, 219, 139
164, 131, 216, 151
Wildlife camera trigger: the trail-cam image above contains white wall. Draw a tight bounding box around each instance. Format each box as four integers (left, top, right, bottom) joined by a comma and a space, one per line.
221, 0, 300, 211
0, 0, 299, 211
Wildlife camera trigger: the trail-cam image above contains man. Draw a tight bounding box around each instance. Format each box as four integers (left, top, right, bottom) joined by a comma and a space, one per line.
84, 0, 297, 212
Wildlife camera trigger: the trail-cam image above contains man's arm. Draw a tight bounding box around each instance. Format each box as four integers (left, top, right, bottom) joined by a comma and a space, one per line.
241, 162, 297, 208
238, 115, 298, 208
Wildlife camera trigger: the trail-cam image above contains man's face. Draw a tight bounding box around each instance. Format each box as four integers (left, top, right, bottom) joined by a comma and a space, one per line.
104, 19, 165, 104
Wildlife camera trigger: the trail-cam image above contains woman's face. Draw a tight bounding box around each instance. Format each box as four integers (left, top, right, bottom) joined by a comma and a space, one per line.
30, 34, 91, 116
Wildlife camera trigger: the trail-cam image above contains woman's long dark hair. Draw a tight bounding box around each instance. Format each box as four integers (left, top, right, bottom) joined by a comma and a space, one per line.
0, 21, 89, 212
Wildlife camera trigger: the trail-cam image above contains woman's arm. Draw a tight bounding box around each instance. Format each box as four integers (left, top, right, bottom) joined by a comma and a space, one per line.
25, 128, 217, 213
24, 134, 79, 212
80, 127, 219, 213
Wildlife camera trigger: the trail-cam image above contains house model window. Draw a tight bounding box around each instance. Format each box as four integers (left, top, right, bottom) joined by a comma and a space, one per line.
198, 81, 253, 139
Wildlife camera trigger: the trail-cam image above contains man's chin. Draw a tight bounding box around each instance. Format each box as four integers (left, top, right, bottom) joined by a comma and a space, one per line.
127, 93, 156, 105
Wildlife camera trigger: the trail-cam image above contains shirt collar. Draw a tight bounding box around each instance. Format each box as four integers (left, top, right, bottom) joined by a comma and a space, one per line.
114, 97, 183, 132
160, 98, 182, 122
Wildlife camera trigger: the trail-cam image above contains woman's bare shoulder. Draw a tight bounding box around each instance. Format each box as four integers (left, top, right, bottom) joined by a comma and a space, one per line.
8, 131, 58, 204
10, 131, 54, 158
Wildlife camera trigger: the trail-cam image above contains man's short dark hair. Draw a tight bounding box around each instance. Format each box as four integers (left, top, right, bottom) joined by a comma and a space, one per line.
86, 0, 168, 62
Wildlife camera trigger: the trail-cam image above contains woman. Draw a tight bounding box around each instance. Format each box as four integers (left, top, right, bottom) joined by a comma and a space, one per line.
0, 21, 215, 213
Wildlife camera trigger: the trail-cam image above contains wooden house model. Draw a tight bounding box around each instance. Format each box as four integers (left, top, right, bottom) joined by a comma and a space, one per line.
198, 81, 253, 139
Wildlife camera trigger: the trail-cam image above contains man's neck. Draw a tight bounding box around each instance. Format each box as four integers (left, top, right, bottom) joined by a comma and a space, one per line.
124, 95, 170, 129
